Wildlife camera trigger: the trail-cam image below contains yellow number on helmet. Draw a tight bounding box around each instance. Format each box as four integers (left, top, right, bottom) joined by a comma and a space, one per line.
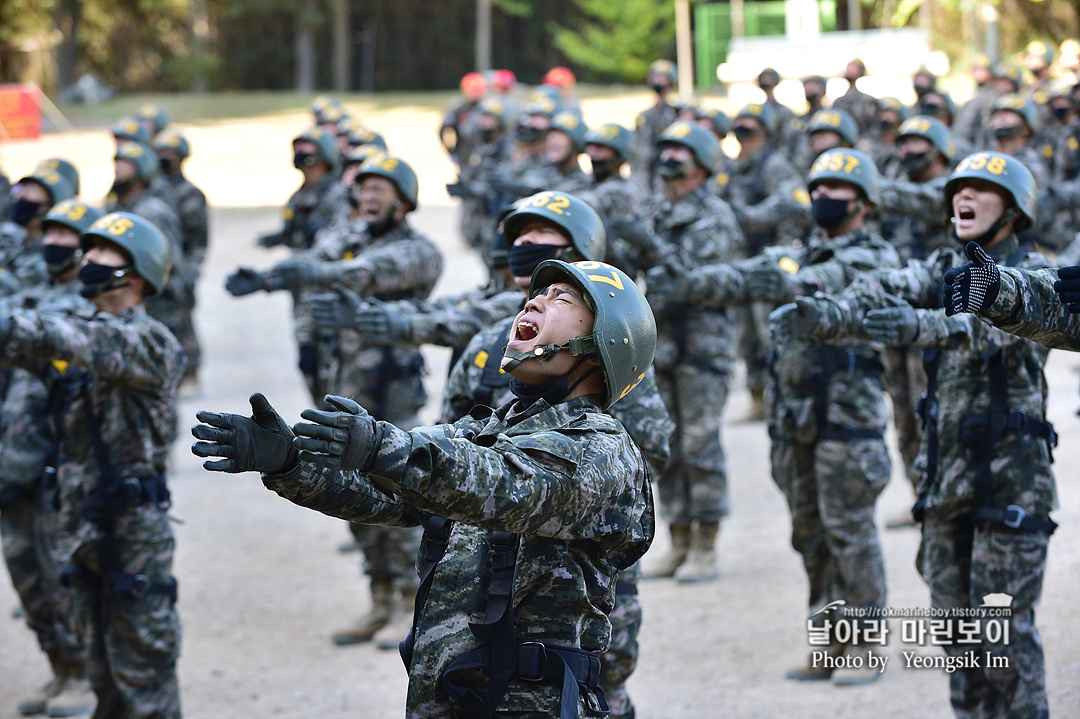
576, 261, 626, 290
107, 217, 134, 236
987, 155, 1007, 174
668, 123, 691, 138
66, 203, 86, 221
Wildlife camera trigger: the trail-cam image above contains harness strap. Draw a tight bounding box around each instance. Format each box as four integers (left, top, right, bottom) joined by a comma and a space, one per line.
476, 323, 514, 407
399, 515, 454, 670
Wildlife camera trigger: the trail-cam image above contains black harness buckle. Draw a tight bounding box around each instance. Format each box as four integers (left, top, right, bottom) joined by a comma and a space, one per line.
517, 642, 548, 682
1002, 505, 1027, 530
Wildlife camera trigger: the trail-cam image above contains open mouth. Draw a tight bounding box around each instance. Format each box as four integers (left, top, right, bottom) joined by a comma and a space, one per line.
516, 319, 539, 342
956, 206, 976, 225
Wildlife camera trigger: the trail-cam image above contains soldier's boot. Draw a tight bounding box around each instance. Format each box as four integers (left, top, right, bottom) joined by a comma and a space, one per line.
18, 652, 80, 716
643, 524, 692, 578
785, 641, 844, 681
831, 645, 882, 686
735, 387, 767, 423
373, 587, 418, 651
674, 523, 720, 583
331, 578, 395, 646
44, 677, 95, 717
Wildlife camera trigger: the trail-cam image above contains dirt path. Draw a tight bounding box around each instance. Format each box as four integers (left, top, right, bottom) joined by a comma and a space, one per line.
1, 99, 1079, 718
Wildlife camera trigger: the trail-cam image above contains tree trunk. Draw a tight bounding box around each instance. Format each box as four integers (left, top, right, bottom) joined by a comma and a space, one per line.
55, 0, 82, 90
331, 0, 350, 91
295, 0, 318, 93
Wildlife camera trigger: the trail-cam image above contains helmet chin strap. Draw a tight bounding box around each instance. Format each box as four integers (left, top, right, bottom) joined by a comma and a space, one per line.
501, 335, 597, 372
952, 207, 1017, 247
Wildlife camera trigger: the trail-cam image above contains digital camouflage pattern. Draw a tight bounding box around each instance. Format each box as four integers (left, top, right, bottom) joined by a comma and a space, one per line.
645, 185, 742, 525
262, 395, 654, 718
632, 102, 678, 193
978, 265, 1080, 350
798, 236, 1056, 716
0, 221, 49, 294
0, 284, 91, 669
392, 285, 526, 351
442, 316, 673, 719
0, 302, 184, 719
455, 134, 512, 263
164, 171, 208, 375
877, 175, 952, 263
576, 174, 649, 277
277, 173, 349, 252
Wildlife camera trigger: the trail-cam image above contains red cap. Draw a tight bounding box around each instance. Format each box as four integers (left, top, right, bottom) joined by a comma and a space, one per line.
542, 66, 576, 89
460, 72, 488, 97
493, 69, 517, 92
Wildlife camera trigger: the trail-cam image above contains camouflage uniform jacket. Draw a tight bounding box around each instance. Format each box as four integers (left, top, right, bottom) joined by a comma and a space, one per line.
281, 173, 349, 252
576, 175, 648, 276
954, 86, 998, 149
1007, 145, 1051, 188
507, 160, 591, 198
832, 86, 879, 135
263, 395, 654, 717
457, 135, 513, 215
633, 102, 678, 190
877, 174, 952, 262
165, 172, 209, 271
714, 148, 805, 254
0, 282, 91, 494
979, 265, 1080, 351
393, 284, 526, 351
440, 98, 484, 166
0, 302, 183, 560
645, 185, 744, 373
0, 222, 47, 293
805, 236, 1056, 519
148, 175, 181, 216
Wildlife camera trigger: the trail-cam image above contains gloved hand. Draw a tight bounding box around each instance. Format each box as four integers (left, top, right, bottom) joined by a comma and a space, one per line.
266, 257, 324, 293
311, 283, 366, 331
292, 395, 383, 472
191, 393, 298, 474
864, 306, 920, 346
1054, 265, 1080, 314
225, 267, 267, 297
770, 299, 821, 344
256, 231, 286, 248
354, 303, 412, 344
942, 241, 1000, 316
748, 264, 796, 303
645, 265, 692, 306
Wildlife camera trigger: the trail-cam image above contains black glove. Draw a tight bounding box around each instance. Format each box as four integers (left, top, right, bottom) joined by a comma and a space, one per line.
769, 299, 821, 344
748, 264, 796, 303
266, 258, 323, 293
645, 265, 691, 306
1054, 265, 1080, 314
311, 283, 366, 331
257, 231, 286, 248
225, 267, 266, 297
864, 306, 920, 345
292, 395, 384, 472
191, 393, 298, 474
942, 241, 1000, 316
354, 303, 412, 344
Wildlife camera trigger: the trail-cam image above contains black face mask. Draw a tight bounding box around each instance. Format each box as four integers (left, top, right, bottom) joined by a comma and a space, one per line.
8, 199, 43, 226
657, 157, 694, 180
43, 245, 81, 276
508, 242, 562, 279
508, 356, 599, 407
900, 151, 933, 180
733, 126, 760, 143
877, 119, 899, 134
159, 157, 178, 174
78, 262, 134, 299
844, 75, 859, 85
293, 151, 319, 169
914, 84, 934, 98
590, 157, 620, 181
758, 83, 776, 93
649, 82, 667, 95
805, 91, 823, 104
811, 196, 856, 229
920, 103, 945, 118
516, 125, 544, 144
480, 128, 500, 143
993, 126, 1023, 140
110, 178, 136, 198
1052, 107, 1071, 123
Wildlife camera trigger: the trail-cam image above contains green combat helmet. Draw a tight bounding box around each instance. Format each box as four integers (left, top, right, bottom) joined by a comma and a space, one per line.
808, 108, 859, 147
585, 123, 633, 163
516, 259, 657, 408
114, 142, 160, 184
81, 212, 173, 296
503, 191, 606, 263
696, 107, 732, 139
736, 103, 778, 135
35, 158, 80, 196
18, 167, 75, 207
550, 111, 589, 153
877, 97, 912, 123
648, 59, 678, 86
991, 93, 1039, 134
897, 115, 955, 161
154, 132, 191, 160
808, 147, 881, 205
137, 103, 170, 136
357, 155, 419, 210
293, 127, 341, 171
657, 121, 720, 175
112, 116, 153, 146
945, 151, 1037, 232
42, 200, 104, 275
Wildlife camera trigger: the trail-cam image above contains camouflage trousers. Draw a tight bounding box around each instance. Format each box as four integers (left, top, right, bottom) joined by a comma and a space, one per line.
654, 364, 730, 524
771, 437, 890, 622
347, 522, 422, 591
881, 345, 926, 488
917, 514, 1050, 719
601, 583, 642, 719
0, 489, 83, 663
733, 303, 772, 396
67, 505, 181, 719
145, 284, 198, 379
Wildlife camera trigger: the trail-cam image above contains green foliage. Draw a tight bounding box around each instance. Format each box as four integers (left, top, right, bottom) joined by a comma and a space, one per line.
552, 0, 676, 83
